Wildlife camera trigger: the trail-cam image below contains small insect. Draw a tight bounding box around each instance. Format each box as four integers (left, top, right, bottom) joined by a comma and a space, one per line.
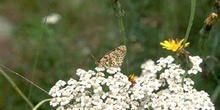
95, 45, 126, 69
128, 74, 136, 87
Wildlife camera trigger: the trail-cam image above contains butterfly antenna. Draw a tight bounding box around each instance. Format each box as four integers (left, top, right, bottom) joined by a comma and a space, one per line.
90, 53, 97, 60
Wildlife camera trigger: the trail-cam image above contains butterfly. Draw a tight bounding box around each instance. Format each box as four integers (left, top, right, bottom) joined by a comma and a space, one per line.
95, 45, 126, 69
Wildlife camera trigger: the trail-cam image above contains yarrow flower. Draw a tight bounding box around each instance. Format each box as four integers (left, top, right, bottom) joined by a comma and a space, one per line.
188, 56, 203, 74
160, 38, 190, 52
49, 55, 214, 110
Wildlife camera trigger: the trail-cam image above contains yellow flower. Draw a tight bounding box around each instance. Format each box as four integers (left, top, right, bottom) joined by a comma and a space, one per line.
160, 39, 190, 52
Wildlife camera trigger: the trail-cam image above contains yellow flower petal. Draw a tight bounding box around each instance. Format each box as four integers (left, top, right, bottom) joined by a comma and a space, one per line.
160, 38, 190, 52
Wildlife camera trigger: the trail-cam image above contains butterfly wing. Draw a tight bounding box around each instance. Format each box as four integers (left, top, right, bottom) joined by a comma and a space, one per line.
96, 45, 126, 68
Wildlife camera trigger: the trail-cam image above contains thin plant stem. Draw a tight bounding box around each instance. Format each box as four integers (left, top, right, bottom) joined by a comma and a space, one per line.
118, 16, 126, 46
211, 84, 220, 102
198, 38, 206, 58
117, 16, 129, 73
33, 98, 52, 110
181, 0, 196, 86
26, 0, 53, 109
205, 56, 220, 103
0, 69, 34, 109
0, 64, 48, 94
112, 0, 129, 73
183, 0, 196, 46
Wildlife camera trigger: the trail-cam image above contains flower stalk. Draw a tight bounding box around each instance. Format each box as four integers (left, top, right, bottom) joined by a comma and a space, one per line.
111, 0, 128, 73
183, 0, 196, 47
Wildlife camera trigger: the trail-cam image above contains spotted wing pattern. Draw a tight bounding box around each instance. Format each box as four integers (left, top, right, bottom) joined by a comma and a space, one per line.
96, 45, 126, 68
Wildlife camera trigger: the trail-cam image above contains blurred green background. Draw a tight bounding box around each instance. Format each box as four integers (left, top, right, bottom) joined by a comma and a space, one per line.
0, 0, 219, 109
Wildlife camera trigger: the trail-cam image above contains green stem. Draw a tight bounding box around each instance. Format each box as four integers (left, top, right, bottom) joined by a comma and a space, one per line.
0, 64, 48, 94
183, 0, 196, 46
198, 38, 206, 58
112, 0, 129, 73
118, 17, 126, 45
33, 98, 52, 110
181, 0, 196, 86
204, 57, 220, 103
26, 2, 53, 109
211, 84, 220, 102
0, 69, 34, 109
118, 15, 129, 73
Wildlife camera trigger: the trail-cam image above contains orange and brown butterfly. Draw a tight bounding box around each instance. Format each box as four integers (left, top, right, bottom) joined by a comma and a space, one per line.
128, 74, 136, 87
95, 45, 126, 69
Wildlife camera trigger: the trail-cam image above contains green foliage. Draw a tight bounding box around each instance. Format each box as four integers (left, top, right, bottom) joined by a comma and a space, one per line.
0, 0, 219, 109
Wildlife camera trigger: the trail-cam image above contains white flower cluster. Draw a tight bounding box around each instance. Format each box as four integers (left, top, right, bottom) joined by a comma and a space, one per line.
140, 55, 214, 109
49, 68, 132, 110
49, 55, 215, 110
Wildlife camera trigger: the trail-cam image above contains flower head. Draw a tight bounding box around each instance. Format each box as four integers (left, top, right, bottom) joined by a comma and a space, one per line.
49, 55, 214, 110
205, 13, 218, 26
160, 38, 190, 52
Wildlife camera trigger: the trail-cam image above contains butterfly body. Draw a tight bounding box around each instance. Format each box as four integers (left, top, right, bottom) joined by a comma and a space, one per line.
95, 45, 126, 68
